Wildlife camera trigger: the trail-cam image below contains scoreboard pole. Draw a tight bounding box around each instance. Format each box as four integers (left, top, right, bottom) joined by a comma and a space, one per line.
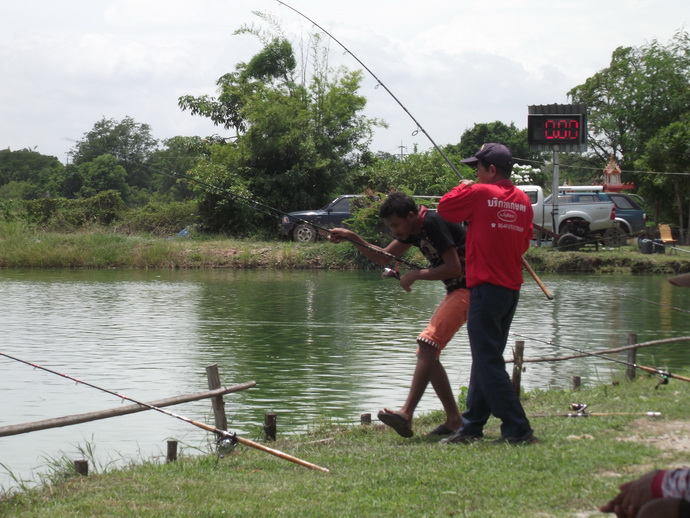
551, 145, 560, 234
527, 104, 588, 239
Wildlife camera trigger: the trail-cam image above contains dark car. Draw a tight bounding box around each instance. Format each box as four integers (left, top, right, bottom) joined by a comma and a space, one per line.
280, 195, 364, 242
280, 194, 441, 242
605, 193, 647, 235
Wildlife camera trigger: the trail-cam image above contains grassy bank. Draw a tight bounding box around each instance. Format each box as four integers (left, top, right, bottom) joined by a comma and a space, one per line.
0, 225, 689, 273
2, 375, 690, 517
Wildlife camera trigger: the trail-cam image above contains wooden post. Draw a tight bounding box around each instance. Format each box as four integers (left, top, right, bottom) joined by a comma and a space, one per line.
512, 340, 525, 397
573, 376, 581, 390
360, 413, 371, 425
74, 459, 88, 476
206, 364, 228, 431
264, 412, 277, 441
166, 440, 178, 463
627, 334, 638, 381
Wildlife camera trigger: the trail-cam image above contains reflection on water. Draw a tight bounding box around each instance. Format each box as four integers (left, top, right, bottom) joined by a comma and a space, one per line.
1, 268, 689, 490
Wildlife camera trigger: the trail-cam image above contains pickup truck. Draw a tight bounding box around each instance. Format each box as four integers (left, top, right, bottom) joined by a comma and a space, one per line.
517, 185, 619, 248
556, 187, 647, 236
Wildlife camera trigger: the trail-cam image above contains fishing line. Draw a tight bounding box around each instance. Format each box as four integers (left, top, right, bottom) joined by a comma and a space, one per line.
276, 1, 554, 300
621, 294, 690, 314
276, 1, 463, 180
152, 165, 424, 269
0, 351, 329, 472
511, 332, 690, 387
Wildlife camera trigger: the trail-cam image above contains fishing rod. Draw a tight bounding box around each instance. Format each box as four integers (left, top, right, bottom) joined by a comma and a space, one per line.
0, 351, 329, 472
153, 166, 423, 269
276, 1, 461, 180
513, 333, 690, 388
276, 1, 554, 301
531, 403, 661, 418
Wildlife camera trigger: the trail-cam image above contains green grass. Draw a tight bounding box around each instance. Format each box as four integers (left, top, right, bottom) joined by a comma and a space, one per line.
2, 375, 690, 517
0, 226, 689, 273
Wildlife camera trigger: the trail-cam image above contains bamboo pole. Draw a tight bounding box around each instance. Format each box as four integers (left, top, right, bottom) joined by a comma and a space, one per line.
507, 336, 690, 364
532, 411, 661, 418
522, 257, 553, 300
188, 418, 329, 473
0, 381, 255, 438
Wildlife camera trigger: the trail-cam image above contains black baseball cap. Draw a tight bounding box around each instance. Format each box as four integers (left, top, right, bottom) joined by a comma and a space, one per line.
461, 143, 513, 170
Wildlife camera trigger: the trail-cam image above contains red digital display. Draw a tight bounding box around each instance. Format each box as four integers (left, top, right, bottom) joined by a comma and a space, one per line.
543, 118, 579, 140
528, 114, 586, 146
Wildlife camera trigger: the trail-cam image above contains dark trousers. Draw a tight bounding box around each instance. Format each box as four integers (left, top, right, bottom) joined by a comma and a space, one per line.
460, 283, 533, 439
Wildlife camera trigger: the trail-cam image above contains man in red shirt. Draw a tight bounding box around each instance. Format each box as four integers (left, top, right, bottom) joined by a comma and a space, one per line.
437, 143, 537, 444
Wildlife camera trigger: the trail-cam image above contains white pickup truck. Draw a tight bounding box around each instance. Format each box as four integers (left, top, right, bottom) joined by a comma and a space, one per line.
517, 185, 619, 248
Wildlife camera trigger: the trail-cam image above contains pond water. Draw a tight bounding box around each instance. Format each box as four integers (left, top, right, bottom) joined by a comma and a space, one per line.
1, 268, 689, 490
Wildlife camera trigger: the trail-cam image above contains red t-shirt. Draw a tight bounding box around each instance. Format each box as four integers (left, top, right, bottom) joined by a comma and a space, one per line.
438, 179, 533, 290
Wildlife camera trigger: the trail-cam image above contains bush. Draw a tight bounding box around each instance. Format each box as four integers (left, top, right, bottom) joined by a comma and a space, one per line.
113, 201, 200, 236
22, 191, 126, 230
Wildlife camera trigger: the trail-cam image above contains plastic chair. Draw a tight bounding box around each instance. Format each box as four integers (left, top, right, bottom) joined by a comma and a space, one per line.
658, 224, 677, 254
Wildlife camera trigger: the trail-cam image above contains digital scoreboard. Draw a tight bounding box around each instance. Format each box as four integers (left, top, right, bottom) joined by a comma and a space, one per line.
527, 105, 587, 152
528, 115, 583, 145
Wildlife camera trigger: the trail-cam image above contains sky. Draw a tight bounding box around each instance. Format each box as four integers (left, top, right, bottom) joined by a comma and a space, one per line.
1, 1, 687, 164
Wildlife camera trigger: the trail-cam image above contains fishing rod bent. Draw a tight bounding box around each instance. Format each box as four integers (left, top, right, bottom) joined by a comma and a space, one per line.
276, 1, 462, 180
0, 351, 329, 472
154, 166, 423, 269
276, 2, 553, 300
513, 333, 690, 388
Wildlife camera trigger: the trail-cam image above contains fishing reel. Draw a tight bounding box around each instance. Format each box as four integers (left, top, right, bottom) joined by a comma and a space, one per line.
568, 403, 589, 417
655, 372, 670, 389
382, 263, 400, 280
216, 431, 238, 455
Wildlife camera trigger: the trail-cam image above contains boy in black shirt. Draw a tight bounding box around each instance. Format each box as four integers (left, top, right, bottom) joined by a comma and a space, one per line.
328, 191, 469, 437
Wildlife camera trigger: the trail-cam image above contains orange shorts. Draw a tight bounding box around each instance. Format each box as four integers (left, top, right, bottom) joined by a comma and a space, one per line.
417, 288, 470, 357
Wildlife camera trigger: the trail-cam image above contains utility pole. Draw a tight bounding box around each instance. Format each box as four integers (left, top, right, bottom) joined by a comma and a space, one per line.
397, 141, 407, 160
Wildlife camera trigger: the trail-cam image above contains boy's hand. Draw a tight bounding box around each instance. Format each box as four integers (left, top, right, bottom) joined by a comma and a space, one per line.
328, 228, 351, 243
399, 271, 419, 292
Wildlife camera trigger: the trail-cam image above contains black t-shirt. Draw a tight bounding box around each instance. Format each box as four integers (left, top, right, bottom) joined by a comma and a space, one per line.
398, 209, 467, 293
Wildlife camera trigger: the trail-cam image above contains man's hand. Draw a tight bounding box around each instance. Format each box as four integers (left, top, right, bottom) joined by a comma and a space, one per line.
599, 470, 659, 517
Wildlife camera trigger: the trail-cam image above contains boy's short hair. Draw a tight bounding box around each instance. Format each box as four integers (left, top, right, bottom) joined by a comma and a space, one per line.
379, 191, 418, 219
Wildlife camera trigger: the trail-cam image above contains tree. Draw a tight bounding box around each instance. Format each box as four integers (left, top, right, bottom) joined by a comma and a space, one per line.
345, 145, 462, 196
70, 116, 159, 190
74, 154, 129, 200
635, 115, 690, 241
568, 31, 689, 168
178, 12, 383, 233
148, 136, 208, 201
568, 30, 690, 228
0, 148, 67, 199
445, 121, 547, 169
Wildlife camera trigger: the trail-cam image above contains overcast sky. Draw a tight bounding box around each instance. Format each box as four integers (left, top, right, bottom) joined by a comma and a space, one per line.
1, 1, 687, 163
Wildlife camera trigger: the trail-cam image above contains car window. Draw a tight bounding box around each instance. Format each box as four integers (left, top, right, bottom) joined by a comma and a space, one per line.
523, 190, 539, 204
330, 198, 351, 212
609, 195, 635, 209
576, 195, 598, 203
